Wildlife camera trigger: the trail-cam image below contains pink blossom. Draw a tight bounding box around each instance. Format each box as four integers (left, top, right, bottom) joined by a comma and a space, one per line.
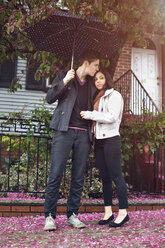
50, 10, 56, 15
0, 210, 164, 247
14, 27, 18, 32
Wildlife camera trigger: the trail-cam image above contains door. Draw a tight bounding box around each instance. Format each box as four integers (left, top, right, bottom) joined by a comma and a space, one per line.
132, 45, 162, 111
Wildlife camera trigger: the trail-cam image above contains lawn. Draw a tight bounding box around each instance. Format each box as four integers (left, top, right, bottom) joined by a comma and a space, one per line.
0, 209, 165, 247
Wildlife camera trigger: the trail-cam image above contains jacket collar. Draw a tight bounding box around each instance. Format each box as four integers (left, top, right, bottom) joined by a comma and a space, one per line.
102, 88, 114, 97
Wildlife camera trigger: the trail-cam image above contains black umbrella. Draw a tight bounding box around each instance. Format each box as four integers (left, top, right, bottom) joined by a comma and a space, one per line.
26, 11, 122, 69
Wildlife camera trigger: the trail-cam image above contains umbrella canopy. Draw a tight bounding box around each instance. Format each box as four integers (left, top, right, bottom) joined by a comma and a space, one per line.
26, 11, 122, 68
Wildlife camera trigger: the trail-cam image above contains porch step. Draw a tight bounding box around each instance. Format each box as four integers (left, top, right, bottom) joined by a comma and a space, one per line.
0, 198, 164, 217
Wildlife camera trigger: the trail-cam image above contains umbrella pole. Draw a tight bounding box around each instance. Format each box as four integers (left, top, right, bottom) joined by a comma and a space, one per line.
71, 32, 76, 69
71, 54, 74, 70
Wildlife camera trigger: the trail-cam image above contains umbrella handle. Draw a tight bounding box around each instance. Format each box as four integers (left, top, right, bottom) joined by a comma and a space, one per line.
71, 54, 74, 70
71, 31, 76, 69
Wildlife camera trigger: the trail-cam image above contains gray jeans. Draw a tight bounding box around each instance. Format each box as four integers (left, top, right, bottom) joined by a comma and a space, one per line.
44, 129, 90, 218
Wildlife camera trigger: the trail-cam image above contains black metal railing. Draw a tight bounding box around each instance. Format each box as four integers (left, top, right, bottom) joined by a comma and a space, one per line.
0, 117, 48, 136
0, 117, 164, 197
124, 145, 165, 194
114, 70, 160, 116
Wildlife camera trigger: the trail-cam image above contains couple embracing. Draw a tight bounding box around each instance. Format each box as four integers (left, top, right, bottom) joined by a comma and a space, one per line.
44, 49, 129, 231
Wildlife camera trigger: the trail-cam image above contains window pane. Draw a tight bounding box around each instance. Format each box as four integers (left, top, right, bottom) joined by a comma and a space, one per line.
0, 60, 16, 88
26, 66, 46, 91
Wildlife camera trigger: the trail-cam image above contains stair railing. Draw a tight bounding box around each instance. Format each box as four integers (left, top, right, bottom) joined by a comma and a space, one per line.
114, 69, 160, 118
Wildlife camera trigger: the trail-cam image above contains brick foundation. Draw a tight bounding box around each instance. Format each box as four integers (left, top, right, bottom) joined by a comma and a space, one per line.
0, 200, 164, 217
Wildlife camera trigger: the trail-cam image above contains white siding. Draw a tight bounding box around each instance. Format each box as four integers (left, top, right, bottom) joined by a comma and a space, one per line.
0, 58, 56, 116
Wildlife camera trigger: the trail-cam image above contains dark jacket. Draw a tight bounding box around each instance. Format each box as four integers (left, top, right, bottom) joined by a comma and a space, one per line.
46, 70, 97, 142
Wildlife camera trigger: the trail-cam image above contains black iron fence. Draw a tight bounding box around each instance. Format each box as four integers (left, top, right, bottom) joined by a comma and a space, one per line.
123, 144, 165, 194
0, 117, 164, 197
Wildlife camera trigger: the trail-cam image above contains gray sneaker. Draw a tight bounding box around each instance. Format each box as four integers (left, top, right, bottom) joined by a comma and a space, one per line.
44, 213, 56, 231
67, 213, 86, 228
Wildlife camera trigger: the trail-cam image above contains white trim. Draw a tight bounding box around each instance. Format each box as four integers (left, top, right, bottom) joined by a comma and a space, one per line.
46, 78, 52, 88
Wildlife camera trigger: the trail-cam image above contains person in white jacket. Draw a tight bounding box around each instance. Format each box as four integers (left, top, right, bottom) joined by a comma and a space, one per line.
80, 67, 129, 228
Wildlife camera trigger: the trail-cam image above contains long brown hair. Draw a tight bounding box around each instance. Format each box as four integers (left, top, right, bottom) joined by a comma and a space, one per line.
94, 67, 114, 89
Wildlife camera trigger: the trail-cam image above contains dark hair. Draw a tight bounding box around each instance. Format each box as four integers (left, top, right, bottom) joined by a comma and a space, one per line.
78, 49, 100, 66
94, 67, 114, 89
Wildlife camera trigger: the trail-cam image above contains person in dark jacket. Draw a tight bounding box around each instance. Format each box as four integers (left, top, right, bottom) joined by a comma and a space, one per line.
44, 50, 100, 231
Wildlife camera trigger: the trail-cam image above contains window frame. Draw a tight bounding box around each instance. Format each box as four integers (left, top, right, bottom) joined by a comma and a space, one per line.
26, 66, 47, 92
0, 59, 17, 88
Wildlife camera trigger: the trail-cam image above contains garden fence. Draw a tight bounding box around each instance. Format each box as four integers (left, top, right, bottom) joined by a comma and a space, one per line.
0, 117, 164, 198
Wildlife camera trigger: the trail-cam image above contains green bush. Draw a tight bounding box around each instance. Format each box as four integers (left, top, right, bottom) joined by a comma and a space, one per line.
120, 111, 165, 165
0, 152, 103, 199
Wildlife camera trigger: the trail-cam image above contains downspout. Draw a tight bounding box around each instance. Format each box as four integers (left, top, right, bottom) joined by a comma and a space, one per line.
162, 44, 165, 113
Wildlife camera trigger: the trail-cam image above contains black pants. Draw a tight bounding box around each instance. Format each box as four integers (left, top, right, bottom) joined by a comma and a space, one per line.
44, 129, 90, 219
94, 135, 128, 209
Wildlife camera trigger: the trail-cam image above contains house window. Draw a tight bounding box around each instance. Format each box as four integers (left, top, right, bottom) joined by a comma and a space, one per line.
26, 66, 47, 91
0, 59, 17, 88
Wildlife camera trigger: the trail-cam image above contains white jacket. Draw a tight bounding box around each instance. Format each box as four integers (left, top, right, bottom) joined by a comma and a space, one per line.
83, 89, 124, 139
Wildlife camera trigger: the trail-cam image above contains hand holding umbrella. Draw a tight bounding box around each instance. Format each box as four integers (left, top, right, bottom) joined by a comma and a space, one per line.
63, 69, 75, 85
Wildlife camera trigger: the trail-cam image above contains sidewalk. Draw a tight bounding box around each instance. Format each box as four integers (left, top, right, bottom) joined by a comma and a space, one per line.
0, 209, 165, 247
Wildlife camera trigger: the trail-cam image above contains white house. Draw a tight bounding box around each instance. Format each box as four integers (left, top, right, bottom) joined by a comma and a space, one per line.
0, 57, 55, 116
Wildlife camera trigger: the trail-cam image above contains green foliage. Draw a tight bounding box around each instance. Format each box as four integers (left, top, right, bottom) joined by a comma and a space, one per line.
84, 167, 103, 198
0, 150, 103, 199
0, 152, 49, 196
2, 98, 54, 138
120, 111, 165, 166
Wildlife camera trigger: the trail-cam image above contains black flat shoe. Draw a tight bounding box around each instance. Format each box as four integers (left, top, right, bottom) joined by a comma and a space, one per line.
109, 214, 129, 228
98, 214, 114, 225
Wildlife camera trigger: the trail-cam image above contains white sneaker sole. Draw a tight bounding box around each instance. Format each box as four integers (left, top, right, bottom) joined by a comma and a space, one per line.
44, 226, 56, 231
67, 222, 86, 228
